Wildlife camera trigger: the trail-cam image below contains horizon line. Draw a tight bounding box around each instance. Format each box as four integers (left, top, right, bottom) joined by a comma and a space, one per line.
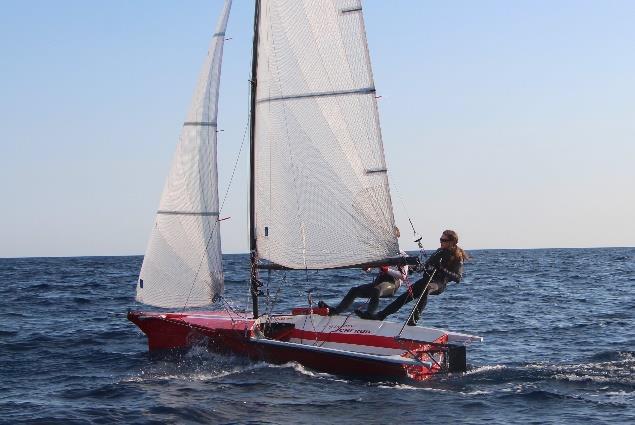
2, 245, 633, 260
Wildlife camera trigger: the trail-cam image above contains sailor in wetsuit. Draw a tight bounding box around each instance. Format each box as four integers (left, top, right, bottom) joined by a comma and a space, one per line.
318, 251, 408, 316
357, 229, 469, 325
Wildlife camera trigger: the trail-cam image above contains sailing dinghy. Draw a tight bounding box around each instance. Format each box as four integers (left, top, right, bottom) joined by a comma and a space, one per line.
129, 0, 482, 381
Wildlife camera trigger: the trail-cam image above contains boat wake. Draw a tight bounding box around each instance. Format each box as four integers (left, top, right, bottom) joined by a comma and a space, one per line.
464, 350, 634, 388
123, 347, 271, 384
276, 361, 352, 383
123, 347, 633, 396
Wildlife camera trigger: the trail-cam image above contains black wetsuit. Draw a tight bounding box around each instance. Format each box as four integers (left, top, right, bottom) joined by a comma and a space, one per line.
326, 270, 401, 315
373, 248, 463, 325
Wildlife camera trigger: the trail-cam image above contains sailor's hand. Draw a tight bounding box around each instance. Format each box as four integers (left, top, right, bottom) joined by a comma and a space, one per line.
424, 259, 440, 270
424, 263, 439, 273
425, 251, 445, 269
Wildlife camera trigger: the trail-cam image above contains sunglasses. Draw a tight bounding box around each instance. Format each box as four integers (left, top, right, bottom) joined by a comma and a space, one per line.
440, 238, 452, 243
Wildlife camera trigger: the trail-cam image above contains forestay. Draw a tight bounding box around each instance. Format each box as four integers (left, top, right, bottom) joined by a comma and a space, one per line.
137, 0, 232, 308
253, 0, 399, 269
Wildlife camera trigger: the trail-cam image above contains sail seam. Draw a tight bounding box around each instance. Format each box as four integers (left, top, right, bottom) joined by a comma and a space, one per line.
256, 87, 375, 103
183, 121, 217, 127
157, 210, 219, 216
340, 7, 362, 14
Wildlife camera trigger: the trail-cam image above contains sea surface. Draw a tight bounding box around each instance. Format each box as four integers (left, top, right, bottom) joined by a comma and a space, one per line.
0, 248, 633, 424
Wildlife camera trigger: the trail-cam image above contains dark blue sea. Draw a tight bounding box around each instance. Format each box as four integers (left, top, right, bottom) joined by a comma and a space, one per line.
1, 248, 633, 424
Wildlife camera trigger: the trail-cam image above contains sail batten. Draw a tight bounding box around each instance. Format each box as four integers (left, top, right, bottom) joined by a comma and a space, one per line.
256, 86, 375, 103
137, 0, 232, 308
253, 0, 399, 270
183, 121, 218, 127
156, 211, 219, 216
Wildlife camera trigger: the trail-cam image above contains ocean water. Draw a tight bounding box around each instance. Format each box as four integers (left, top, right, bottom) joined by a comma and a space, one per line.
0, 248, 633, 424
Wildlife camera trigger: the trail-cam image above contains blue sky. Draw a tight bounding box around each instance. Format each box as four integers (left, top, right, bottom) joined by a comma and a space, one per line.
1, 0, 633, 258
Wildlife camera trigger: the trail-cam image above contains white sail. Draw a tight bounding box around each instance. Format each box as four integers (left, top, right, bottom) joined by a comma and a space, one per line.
137, 0, 232, 308
253, 0, 399, 269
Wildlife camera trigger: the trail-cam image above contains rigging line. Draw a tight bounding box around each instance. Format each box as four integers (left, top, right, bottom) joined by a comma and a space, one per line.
242, 261, 253, 316
350, 0, 392, 217
396, 269, 436, 339
182, 112, 250, 311
315, 312, 355, 348
392, 183, 426, 262
181, 11, 247, 312
264, 268, 273, 322
400, 345, 436, 368
218, 293, 241, 317
425, 350, 443, 369
265, 269, 296, 320
218, 297, 239, 327
278, 269, 315, 302
182, 176, 220, 309
264, 269, 277, 318
304, 288, 320, 345
220, 297, 257, 341
265, 270, 298, 315
219, 113, 250, 213
392, 184, 416, 234
182, 47, 221, 311
268, 278, 283, 315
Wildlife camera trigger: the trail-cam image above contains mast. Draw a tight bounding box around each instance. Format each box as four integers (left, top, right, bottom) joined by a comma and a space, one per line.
249, 0, 261, 318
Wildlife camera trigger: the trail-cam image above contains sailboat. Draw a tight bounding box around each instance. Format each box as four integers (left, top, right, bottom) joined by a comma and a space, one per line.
128, 0, 481, 381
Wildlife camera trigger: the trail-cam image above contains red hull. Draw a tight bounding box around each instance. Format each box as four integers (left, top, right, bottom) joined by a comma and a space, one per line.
128, 310, 477, 381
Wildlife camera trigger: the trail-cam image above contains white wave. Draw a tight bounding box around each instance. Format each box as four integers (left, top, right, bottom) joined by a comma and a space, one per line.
522, 360, 632, 374
121, 358, 274, 384
461, 390, 494, 395
554, 373, 634, 385
374, 383, 492, 396
375, 383, 423, 390
275, 361, 351, 383
463, 364, 507, 375
554, 373, 614, 384
605, 391, 634, 396
376, 384, 449, 392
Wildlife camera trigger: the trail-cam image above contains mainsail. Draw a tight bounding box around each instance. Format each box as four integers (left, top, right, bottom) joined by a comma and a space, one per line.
137, 0, 232, 308
253, 0, 399, 269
